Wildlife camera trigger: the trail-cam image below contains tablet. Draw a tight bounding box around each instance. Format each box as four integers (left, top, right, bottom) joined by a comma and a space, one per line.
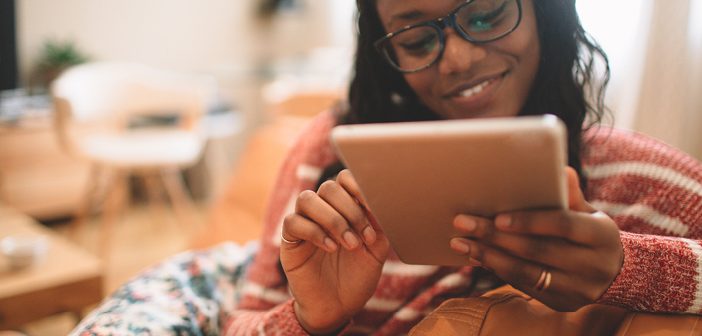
330, 115, 568, 266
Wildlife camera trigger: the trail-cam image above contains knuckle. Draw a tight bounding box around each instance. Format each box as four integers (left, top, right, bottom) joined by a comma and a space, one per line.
511, 213, 531, 231
282, 213, 297, 231
298, 189, 317, 203
505, 263, 528, 284
469, 242, 484, 260
295, 190, 317, 212
336, 169, 351, 182
348, 210, 367, 228
509, 214, 524, 230
478, 220, 495, 238
582, 286, 603, 304
328, 214, 349, 234
317, 180, 338, 196
517, 240, 544, 259
314, 234, 328, 246
282, 213, 296, 226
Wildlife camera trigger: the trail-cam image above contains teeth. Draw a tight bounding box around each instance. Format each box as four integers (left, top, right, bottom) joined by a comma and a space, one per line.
458, 80, 490, 98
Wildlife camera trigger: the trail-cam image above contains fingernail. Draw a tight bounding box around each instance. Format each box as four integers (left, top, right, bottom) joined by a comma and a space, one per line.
362, 226, 377, 244
456, 216, 476, 232
343, 231, 360, 249
496, 215, 512, 229
324, 237, 338, 252
450, 238, 471, 254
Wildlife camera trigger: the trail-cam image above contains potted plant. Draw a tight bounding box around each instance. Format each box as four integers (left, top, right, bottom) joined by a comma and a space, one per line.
30, 39, 89, 92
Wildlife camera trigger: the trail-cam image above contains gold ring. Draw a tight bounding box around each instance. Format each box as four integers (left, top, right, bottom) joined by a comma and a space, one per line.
281, 234, 303, 245
534, 269, 552, 292
541, 271, 552, 291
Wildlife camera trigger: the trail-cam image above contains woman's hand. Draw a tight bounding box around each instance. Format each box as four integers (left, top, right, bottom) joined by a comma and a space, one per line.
449, 167, 624, 311
280, 169, 390, 334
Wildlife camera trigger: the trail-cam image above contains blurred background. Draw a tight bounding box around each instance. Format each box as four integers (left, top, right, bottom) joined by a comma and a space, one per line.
0, 0, 700, 335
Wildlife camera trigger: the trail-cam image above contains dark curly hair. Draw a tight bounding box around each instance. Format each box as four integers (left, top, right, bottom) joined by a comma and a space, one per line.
319, 0, 610, 189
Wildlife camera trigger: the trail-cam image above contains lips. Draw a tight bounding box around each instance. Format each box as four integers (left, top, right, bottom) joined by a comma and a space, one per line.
441, 72, 507, 114
445, 72, 506, 99
456, 79, 492, 98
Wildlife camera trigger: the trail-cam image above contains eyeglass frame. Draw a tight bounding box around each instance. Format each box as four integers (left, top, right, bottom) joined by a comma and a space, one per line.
373, 0, 523, 73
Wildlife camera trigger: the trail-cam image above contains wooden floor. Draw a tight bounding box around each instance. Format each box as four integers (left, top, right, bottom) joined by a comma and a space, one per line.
19, 202, 206, 336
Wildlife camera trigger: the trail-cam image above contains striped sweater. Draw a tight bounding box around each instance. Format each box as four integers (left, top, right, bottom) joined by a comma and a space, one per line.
222, 111, 702, 335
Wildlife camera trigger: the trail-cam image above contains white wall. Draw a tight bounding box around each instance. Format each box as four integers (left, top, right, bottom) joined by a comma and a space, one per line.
576, 0, 702, 159
17, 0, 354, 76
16, 0, 355, 123
18, 0, 252, 77
577, 0, 652, 129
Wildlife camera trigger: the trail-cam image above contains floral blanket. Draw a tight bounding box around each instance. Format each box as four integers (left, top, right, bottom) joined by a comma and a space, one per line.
71, 242, 259, 336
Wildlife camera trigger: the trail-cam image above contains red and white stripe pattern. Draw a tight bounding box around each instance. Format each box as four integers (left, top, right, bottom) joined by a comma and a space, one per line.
585, 127, 702, 313
222, 117, 702, 334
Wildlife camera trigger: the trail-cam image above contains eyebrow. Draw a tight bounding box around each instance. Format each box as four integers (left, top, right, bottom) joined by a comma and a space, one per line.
388, 10, 426, 30
386, 0, 466, 30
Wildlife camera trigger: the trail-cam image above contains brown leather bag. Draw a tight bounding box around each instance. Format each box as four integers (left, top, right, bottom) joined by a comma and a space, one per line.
409, 286, 702, 335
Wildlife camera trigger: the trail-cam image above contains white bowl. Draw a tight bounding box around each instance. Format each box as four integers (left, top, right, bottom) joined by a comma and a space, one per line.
0, 235, 49, 270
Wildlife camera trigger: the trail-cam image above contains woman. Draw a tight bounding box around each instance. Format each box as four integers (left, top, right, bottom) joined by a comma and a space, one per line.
72, 0, 702, 335
278, 0, 623, 332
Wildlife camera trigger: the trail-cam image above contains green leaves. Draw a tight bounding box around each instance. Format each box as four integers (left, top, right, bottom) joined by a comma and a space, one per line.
36, 39, 89, 72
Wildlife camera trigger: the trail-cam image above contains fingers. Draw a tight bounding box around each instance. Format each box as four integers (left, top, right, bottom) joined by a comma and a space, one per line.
452, 211, 619, 271
295, 190, 363, 250
318, 178, 376, 245
289, 169, 375, 252
282, 213, 339, 253
453, 215, 495, 238
492, 211, 608, 246
452, 237, 602, 311
453, 215, 576, 269
336, 169, 367, 208
454, 238, 562, 292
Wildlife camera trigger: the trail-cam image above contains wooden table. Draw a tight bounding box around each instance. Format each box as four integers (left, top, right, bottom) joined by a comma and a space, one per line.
0, 206, 103, 329
0, 112, 91, 220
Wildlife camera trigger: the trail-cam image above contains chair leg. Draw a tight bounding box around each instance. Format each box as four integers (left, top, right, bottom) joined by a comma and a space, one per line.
99, 169, 129, 259
69, 164, 102, 241
161, 167, 199, 230
140, 172, 168, 229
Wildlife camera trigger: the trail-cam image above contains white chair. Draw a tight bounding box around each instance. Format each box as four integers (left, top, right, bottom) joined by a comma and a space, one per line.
51, 61, 216, 256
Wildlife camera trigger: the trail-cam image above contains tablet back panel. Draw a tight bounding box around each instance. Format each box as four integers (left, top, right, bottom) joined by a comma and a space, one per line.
331, 116, 567, 266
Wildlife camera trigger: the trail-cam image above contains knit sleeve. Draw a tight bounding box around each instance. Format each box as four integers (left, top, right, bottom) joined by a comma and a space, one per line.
223, 111, 340, 333
584, 128, 702, 313
597, 231, 702, 313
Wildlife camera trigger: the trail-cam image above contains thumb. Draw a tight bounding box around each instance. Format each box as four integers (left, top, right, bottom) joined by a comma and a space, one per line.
565, 166, 595, 213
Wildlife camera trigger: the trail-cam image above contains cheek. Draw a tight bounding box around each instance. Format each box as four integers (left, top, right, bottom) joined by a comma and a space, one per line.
513, 4, 541, 80
404, 72, 435, 102
513, 32, 540, 84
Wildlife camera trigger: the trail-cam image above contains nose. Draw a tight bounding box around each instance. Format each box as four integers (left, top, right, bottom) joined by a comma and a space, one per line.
438, 29, 487, 75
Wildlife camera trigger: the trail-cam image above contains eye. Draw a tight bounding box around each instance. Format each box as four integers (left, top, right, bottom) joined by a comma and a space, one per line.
459, 1, 509, 33
399, 34, 438, 55
393, 27, 440, 56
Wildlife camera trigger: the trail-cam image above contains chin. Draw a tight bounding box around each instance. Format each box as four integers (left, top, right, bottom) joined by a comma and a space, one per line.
438, 107, 503, 120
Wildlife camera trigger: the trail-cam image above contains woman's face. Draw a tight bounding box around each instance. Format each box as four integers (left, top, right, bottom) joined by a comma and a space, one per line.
376, 0, 540, 119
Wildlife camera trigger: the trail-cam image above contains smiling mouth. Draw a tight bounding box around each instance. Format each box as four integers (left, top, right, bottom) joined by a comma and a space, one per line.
456, 78, 493, 98
439, 72, 508, 116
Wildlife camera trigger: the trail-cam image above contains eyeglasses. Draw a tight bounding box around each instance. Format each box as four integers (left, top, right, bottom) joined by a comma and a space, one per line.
374, 0, 523, 73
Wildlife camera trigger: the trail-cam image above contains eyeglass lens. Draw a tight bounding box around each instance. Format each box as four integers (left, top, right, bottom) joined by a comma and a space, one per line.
381, 0, 520, 72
